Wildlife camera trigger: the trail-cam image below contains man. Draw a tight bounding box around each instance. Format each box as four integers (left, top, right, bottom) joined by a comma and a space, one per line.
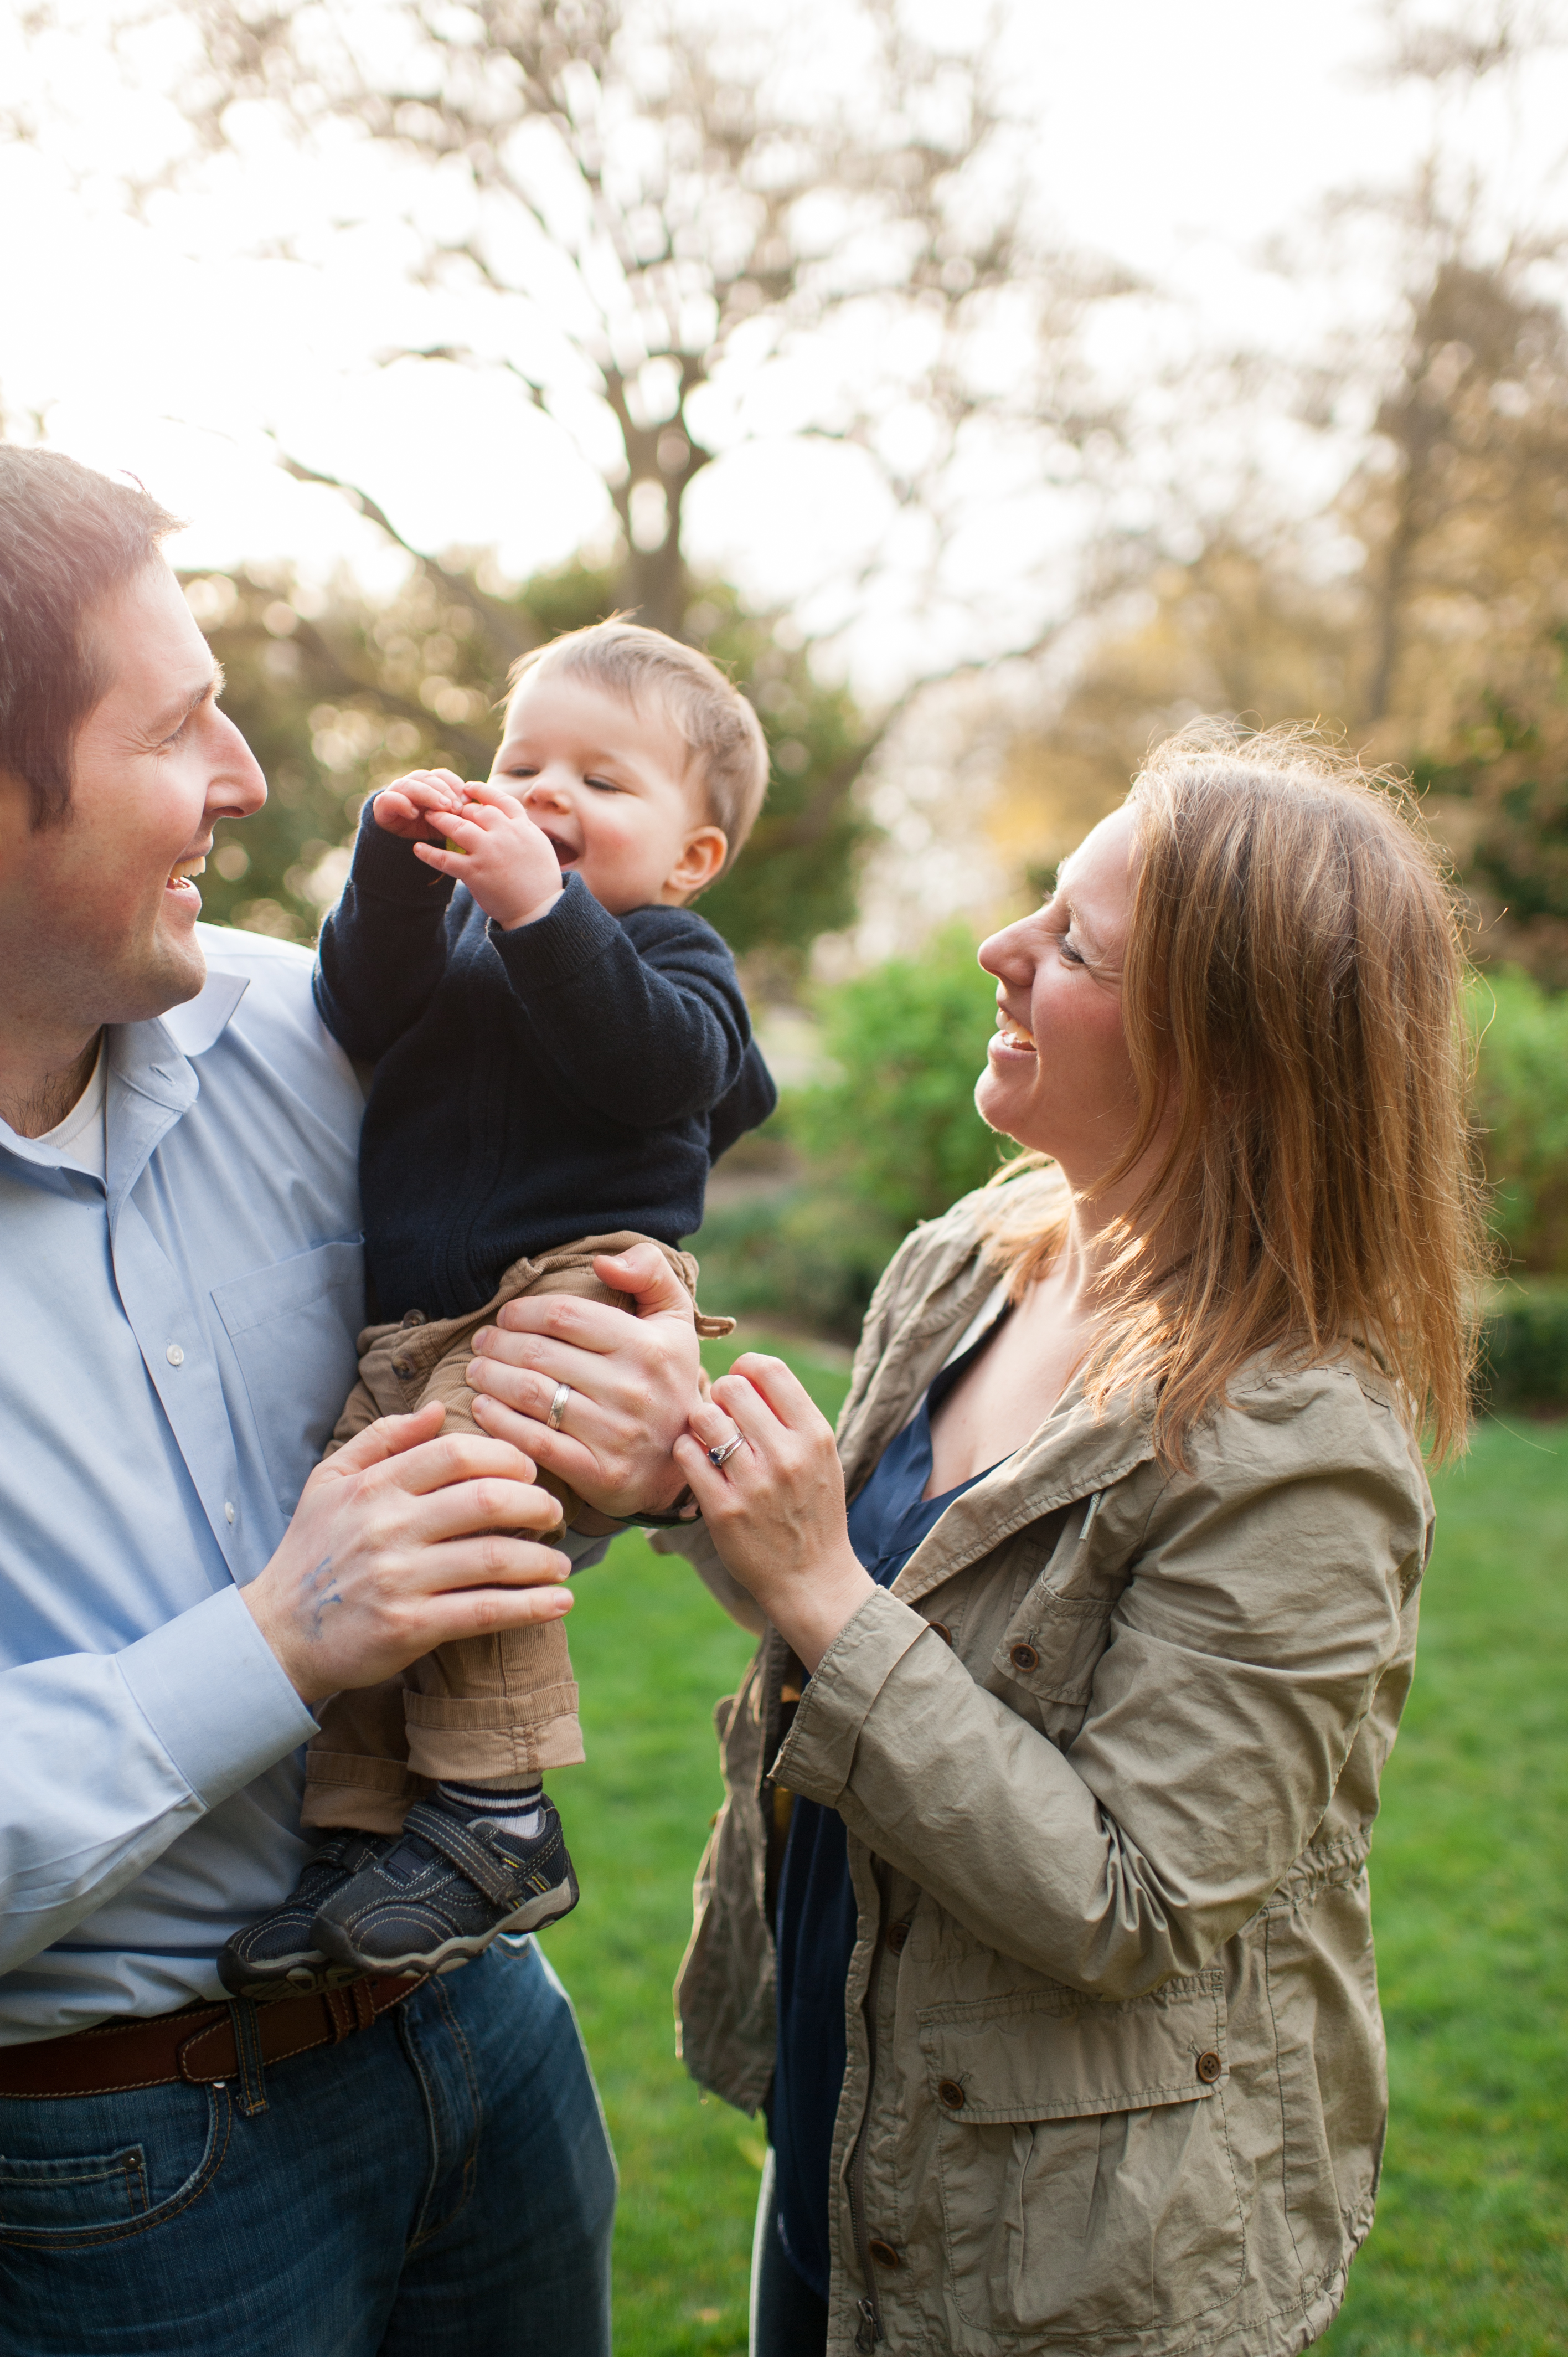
0, 448, 696, 2354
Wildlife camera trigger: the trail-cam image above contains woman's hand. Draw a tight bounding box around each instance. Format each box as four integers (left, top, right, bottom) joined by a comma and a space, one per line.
464, 1243, 703, 1526
678, 1356, 875, 1673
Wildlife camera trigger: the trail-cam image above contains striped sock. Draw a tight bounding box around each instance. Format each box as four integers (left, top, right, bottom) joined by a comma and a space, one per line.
437, 1779, 545, 1841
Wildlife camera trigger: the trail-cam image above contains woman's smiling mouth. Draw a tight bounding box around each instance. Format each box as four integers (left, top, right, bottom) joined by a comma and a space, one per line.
991, 1011, 1036, 1055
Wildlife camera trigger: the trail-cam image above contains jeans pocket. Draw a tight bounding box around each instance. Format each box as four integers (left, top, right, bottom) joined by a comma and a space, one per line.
0, 2086, 230, 2250
0, 2148, 149, 2231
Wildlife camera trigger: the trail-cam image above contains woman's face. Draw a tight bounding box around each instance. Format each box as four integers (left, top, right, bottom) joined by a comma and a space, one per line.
975, 805, 1143, 1188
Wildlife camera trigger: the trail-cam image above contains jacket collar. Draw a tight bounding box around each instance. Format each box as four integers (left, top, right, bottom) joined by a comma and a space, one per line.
835, 1180, 1159, 1609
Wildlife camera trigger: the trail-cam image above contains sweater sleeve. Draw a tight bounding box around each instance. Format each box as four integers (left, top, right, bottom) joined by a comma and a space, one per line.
313, 797, 456, 1063
490, 878, 755, 1128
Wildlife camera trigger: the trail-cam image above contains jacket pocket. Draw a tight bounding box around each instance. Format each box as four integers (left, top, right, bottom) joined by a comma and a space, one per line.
921, 1974, 1244, 2340
210, 1237, 365, 1515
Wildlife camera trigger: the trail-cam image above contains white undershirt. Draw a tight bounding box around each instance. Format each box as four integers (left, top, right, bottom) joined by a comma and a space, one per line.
38, 1038, 108, 1180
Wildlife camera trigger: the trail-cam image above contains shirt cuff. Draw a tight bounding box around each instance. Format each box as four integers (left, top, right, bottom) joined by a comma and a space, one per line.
489, 873, 621, 990
350, 797, 457, 908
772, 1587, 932, 1807
115, 1587, 319, 1812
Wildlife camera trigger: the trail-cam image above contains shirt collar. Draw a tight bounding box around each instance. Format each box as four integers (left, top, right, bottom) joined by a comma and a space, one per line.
0, 966, 250, 1190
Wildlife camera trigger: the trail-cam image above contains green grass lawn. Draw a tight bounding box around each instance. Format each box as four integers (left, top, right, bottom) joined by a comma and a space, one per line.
548, 1339, 1567, 2355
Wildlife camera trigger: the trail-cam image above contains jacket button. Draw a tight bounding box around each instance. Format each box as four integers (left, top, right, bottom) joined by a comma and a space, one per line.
1009, 1641, 1039, 1673
937, 2077, 966, 2110
929, 1620, 953, 1645
1196, 2050, 1224, 2084
885, 1922, 909, 1954
867, 2237, 902, 2269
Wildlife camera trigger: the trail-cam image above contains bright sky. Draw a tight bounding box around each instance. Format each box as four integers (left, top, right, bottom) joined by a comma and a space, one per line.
4, 0, 1565, 689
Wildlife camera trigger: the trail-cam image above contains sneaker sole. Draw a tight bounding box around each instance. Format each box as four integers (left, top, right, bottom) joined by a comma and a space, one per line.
215, 1951, 368, 2002
311, 1870, 580, 1978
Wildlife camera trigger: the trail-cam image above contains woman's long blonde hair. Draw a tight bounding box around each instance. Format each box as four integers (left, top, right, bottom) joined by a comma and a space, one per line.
978, 720, 1489, 1463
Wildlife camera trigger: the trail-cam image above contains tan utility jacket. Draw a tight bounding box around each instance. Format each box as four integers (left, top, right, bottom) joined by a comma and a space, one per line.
662, 1178, 1432, 2357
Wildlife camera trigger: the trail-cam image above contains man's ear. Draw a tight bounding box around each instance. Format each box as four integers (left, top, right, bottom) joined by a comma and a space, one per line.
663, 824, 728, 900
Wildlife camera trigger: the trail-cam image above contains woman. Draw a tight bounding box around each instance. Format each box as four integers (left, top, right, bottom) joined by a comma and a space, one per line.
650, 724, 1484, 2356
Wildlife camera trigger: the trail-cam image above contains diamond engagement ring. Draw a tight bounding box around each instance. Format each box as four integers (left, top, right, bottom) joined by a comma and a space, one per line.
546, 1381, 571, 1432
708, 1432, 745, 1469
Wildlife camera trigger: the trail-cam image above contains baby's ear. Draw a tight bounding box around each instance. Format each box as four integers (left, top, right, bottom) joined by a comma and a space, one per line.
670, 824, 729, 899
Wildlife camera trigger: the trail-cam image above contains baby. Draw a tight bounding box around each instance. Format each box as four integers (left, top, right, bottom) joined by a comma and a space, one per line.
220, 620, 775, 1995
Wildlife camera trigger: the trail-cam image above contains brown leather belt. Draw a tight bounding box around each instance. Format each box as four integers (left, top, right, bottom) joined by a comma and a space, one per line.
0, 1975, 424, 2101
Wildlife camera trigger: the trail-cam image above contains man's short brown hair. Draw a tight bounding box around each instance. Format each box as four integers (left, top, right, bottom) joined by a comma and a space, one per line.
507, 620, 770, 877
0, 448, 180, 829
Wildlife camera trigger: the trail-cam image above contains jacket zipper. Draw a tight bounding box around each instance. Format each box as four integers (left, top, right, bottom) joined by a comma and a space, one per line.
848, 1857, 890, 2350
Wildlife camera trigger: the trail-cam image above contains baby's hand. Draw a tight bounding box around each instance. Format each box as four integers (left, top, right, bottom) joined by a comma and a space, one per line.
411, 779, 564, 929
373, 770, 468, 844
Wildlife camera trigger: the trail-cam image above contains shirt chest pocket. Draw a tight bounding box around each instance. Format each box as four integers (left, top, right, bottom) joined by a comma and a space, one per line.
210, 1238, 365, 1517
993, 1495, 1127, 1706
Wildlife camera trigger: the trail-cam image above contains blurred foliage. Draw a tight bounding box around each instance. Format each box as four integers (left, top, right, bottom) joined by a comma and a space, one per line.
793, 927, 1009, 1233
991, 253, 1568, 987
693, 929, 1006, 1340
191, 560, 874, 967
1477, 1279, 1568, 1413
1470, 966, 1568, 1273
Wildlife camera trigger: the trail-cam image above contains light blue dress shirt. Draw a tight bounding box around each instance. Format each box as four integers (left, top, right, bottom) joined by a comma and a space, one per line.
0, 928, 370, 2042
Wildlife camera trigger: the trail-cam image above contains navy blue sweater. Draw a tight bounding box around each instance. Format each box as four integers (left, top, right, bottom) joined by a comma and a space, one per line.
314, 802, 777, 1321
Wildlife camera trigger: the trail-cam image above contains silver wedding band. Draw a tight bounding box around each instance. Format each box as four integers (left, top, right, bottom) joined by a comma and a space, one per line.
708, 1432, 745, 1469
546, 1380, 571, 1432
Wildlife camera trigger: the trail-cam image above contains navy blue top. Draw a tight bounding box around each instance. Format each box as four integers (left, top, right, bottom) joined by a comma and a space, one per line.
314, 800, 777, 1320
771, 1320, 1007, 2301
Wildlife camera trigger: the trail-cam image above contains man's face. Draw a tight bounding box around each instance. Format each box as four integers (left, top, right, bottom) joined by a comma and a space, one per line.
0, 560, 266, 1035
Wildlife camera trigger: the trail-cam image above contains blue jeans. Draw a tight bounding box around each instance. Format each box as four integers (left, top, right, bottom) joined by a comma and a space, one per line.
0, 1939, 616, 2356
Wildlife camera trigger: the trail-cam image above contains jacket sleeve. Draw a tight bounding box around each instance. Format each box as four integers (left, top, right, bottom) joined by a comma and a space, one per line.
313, 797, 456, 1062
490, 879, 755, 1128
772, 1374, 1428, 2001
0, 1589, 317, 1973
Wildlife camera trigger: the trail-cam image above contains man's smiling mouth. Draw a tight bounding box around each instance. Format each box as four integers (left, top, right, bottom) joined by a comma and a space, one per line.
167, 856, 207, 890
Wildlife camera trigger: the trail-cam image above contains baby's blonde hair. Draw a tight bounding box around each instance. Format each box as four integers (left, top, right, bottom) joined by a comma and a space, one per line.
507, 620, 769, 877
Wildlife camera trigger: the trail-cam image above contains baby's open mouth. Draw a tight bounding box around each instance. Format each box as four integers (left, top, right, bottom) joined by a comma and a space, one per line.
167, 857, 206, 888
537, 829, 578, 870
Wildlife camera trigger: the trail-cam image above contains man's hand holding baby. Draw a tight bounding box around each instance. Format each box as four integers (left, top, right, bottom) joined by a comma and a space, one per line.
375, 771, 565, 930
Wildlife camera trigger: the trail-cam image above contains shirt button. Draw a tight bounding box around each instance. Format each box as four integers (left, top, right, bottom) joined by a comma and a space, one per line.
867, 2237, 902, 2269
166, 1345, 184, 1367
224, 1502, 236, 1524
1196, 2050, 1224, 2084
936, 2077, 966, 2111
1009, 1641, 1039, 1673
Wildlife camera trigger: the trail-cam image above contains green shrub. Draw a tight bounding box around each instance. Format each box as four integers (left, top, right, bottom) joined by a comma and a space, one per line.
691, 1187, 894, 1344
1472, 967, 1568, 1273
792, 927, 1009, 1232
1477, 1279, 1568, 1412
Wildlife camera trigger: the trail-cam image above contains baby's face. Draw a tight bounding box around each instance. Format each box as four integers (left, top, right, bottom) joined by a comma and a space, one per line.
489, 670, 721, 915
